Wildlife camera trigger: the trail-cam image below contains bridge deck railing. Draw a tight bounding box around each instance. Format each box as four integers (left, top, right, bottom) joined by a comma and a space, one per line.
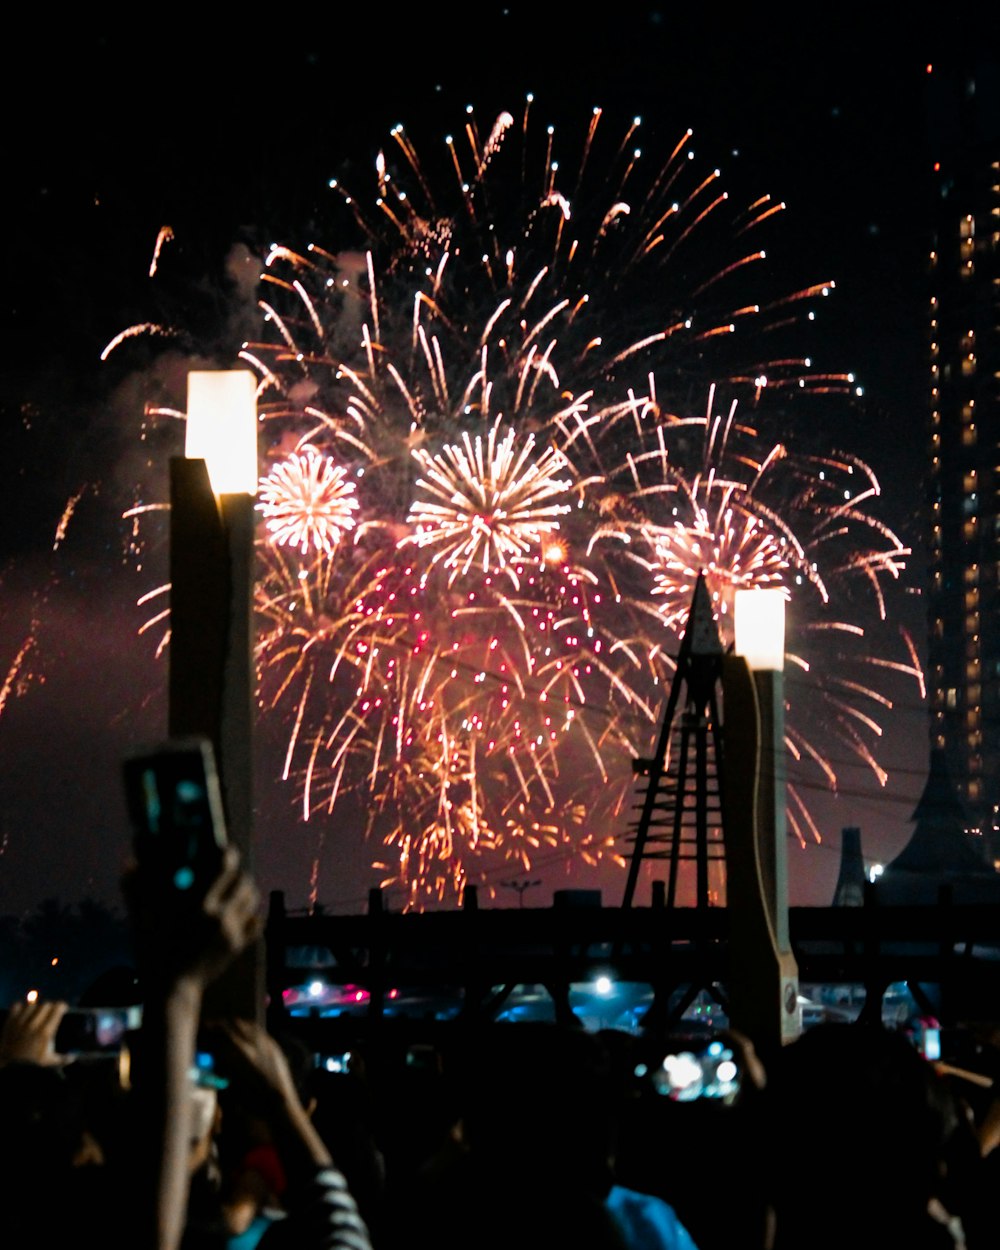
264, 886, 1000, 1040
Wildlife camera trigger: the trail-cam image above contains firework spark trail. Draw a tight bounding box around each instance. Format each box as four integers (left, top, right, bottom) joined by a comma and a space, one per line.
149, 226, 175, 277
0, 630, 39, 721
53, 488, 88, 551
3, 484, 96, 740
125, 99, 922, 907
101, 323, 179, 361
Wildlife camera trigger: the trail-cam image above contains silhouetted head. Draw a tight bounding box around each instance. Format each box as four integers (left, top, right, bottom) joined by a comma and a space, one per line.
458, 1022, 618, 1196
761, 1022, 963, 1247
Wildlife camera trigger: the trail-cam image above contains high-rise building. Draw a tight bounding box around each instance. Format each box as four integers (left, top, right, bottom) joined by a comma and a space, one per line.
924, 61, 1000, 862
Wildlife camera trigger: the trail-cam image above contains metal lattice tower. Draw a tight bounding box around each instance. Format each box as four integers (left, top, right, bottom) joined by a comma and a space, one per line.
621, 574, 726, 911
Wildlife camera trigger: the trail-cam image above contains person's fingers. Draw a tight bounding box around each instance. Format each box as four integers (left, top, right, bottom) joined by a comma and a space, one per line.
227, 870, 260, 915
7, 999, 62, 1033
227, 1017, 258, 1043
37, 1000, 69, 1034
201, 844, 242, 908
212, 1017, 253, 1056
202, 850, 261, 939
218, 876, 262, 946
215, 1017, 266, 1063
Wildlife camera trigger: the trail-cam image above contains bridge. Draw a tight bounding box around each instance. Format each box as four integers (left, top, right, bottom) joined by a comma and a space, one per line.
264, 884, 1000, 1048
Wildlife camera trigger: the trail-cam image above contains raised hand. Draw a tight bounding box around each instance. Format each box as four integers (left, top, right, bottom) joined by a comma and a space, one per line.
0, 998, 69, 1067
125, 843, 261, 993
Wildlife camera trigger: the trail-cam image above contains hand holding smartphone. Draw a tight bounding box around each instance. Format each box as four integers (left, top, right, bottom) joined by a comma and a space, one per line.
122, 736, 228, 903
634, 1036, 743, 1104
55, 1005, 142, 1056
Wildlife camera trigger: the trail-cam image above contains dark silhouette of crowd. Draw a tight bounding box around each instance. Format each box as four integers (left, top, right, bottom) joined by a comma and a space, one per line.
3, 841, 1000, 1250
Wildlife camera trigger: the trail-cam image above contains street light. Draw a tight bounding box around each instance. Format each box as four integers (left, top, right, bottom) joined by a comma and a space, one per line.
169, 368, 260, 1019
733, 587, 785, 673
501, 878, 542, 908
185, 370, 259, 496
722, 588, 801, 1055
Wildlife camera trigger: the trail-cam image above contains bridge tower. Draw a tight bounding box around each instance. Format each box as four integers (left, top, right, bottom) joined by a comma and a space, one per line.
620, 573, 727, 911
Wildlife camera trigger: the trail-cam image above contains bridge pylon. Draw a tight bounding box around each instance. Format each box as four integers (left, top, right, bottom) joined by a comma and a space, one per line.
621, 573, 727, 913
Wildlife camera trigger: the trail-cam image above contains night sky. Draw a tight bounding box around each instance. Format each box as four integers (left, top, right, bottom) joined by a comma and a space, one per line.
0, 12, 950, 917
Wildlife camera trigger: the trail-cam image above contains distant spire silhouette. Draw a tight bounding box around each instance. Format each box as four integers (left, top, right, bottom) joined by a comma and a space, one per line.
892, 748, 985, 876
877, 749, 998, 904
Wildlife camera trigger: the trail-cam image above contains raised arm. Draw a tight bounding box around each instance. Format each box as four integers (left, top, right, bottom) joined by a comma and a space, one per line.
126, 845, 261, 1250
209, 1018, 372, 1250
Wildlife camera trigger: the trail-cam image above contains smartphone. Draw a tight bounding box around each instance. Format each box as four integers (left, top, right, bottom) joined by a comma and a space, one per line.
316, 1051, 352, 1074
637, 1038, 742, 1103
55, 1005, 142, 1055
192, 1049, 229, 1090
122, 736, 228, 897
920, 1025, 942, 1062
405, 1043, 439, 1072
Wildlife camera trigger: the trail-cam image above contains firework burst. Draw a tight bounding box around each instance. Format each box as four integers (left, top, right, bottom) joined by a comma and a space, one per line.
403, 418, 573, 585
590, 388, 916, 844
258, 444, 359, 555
125, 98, 921, 907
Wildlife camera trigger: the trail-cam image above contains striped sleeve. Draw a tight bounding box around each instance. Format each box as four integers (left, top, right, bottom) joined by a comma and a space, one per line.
266, 1165, 373, 1250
